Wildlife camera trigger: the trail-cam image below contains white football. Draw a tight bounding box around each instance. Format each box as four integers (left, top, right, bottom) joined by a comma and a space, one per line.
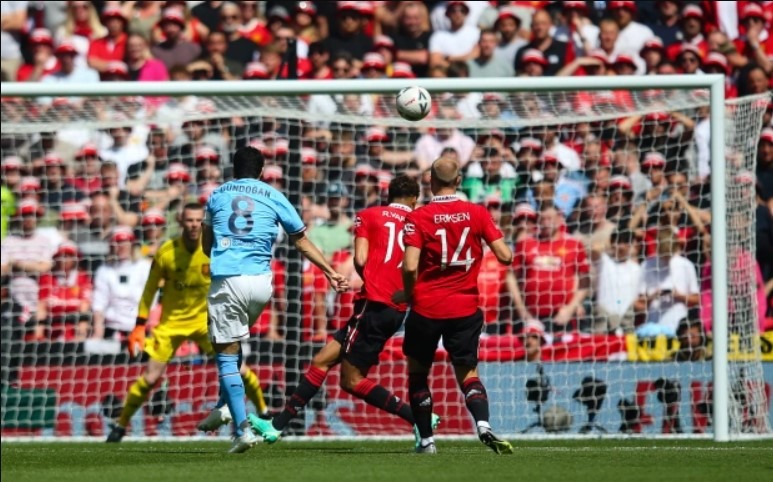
396, 86, 431, 121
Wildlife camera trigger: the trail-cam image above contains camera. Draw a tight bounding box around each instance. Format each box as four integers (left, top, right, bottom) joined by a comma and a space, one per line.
521, 364, 551, 433
573, 376, 607, 433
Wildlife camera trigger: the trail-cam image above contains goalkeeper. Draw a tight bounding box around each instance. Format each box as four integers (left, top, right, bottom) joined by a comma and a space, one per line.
106, 203, 268, 442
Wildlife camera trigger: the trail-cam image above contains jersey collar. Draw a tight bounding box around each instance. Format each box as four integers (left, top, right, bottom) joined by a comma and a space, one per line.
431, 194, 460, 203
388, 203, 412, 212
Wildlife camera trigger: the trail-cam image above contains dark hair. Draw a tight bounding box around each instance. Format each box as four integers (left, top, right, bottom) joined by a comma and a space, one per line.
309, 41, 329, 57
610, 228, 633, 245
182, 202, 204, 212
233, 146, 264, 179
447, 61, 469, 78
388, 175, 420, 203
329, 50, 353, 67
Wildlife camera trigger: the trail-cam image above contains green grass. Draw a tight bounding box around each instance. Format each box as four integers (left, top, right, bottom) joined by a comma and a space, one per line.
2, 440, 772, 482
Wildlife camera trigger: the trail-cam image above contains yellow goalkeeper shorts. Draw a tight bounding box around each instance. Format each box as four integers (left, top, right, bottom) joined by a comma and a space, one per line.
144, 322, 214, 363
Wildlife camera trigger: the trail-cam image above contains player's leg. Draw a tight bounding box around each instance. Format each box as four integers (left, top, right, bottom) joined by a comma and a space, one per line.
445, 311, 512, 455
106, 324, 178, 442
239, 364, 268, 416
250, 338, 342, 442
338, 304, 414, 424
403, 310, 442, 453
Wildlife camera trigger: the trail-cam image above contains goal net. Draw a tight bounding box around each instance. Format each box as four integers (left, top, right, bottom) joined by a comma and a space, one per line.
1, 81, 770, 440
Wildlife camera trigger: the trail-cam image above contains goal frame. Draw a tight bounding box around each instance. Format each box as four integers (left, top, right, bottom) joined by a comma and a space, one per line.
1, 75, 735, 441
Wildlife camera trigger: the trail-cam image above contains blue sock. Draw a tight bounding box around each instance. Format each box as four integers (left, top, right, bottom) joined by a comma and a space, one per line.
215, 348, 244, 410
216, 353, 247, 436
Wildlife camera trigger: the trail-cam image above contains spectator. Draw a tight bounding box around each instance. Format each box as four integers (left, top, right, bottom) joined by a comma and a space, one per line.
1, 273, 25, 387
675, 319, 709, 361
39, 152, 83, 212
462, 145, 518, 203
734, 3, 773, 73
151, 7, 202, 72
413, 122, 476, 171
492, 6, 526, 68
16, 29, 58, 82
394, 2, 432, 78
126, 0, 162, 40
468, 29, 514, 78
138, 209, 166, 258
306, 52, 373, 118
90, 227, 151, 340
0, 0, 27, 81
361, 52, 387, 79
640, 37, 665, 74
634, 229, 699, 338
650, 0, 680, 46
509, 203, 590, 333
152, 0, 209, 46
555, 1, 599, 56
592, 228, 640, 334
429, 1, 480, 70
70, 143, 102, 195
572, 194, 617, 255
293, 1, 320, 45
478, 195, 510, 334
739, 65, 772, 98
324, 1, 374, 67
54, 0, 106, 65
758, 128, 773, 213
41, 39, 100, 86
192, 0, 224, 33
34, 242, 92, 342
87, 6, 129, 75
217, 2, 259, 67
308, 40, 331, 79
664, 4, 708, 62
308, 182, 353, 257
521, 320, 544, 362
607, 0, 654, 58
123, 32, 168, 82
202, 30, 243, 79
675, 43, 703, 75
514, 9, 574, 77
513, 203, 538, 243
99, 123, 149, 189
0, 199, 57, 313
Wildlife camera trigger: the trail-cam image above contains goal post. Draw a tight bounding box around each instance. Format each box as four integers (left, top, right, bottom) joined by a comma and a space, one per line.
1, 76, 770, 441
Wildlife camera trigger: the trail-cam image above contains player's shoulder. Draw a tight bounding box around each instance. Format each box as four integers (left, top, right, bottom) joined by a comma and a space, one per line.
156, 238, 177, 258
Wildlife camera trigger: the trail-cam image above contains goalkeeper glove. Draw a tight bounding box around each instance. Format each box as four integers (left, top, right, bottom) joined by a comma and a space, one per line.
128, 317, 147, 358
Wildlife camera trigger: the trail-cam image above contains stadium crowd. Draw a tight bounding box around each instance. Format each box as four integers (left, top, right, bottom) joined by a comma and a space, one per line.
1, 1, 773, 365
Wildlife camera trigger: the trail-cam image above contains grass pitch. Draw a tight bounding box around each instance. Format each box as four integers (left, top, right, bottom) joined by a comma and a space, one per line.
2, 439, 772, 482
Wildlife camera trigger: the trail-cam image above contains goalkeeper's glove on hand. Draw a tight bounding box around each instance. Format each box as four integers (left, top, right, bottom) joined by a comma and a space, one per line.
128, 317, 147, 358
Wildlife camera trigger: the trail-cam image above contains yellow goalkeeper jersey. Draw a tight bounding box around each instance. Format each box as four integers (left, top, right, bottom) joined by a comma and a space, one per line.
137, 237, 210, 327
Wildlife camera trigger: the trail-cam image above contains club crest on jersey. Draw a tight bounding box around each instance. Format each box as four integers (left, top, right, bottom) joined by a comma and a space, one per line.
354, 216, 362, 228
201, 263, 211, 277
404, 222, 415, 234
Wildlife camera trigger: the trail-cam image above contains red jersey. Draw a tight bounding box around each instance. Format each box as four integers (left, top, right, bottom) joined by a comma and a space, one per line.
38, 270, 92, 341
353, 203, 413, 310
87, 34, 127, 64
513, 233, 589, 318
478, 248, 507, 324
403, 195, 503, 319
252, 259, 285, 335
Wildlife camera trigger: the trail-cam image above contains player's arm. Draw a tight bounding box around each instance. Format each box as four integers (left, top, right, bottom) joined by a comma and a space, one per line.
136, 256, 164, 323
202, 222, 214, 256
401, 245, 420, 303
481, 207, 512, 265
353, 237, 368, 281
290, 232, 348, 292
488, 238, 513, 265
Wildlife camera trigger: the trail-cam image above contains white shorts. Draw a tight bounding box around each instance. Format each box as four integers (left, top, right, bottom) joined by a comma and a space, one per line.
207, 274, 273, 344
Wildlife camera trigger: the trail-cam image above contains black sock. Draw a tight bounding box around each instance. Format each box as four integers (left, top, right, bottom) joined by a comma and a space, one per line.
353, 378, 414, 424
461, 377, 489, 424
409, 373, 433, 438
273, 366, 327, 431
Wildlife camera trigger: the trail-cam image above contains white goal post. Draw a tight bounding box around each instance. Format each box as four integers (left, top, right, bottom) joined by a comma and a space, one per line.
1, 76, 770, 442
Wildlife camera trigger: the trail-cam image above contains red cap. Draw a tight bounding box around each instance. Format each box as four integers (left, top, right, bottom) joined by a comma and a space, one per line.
642, 151, 666, 169
111, 226, 136, 243
59, 202, 89, 222
337, 1, 360, 12
518, 137, 543, 152
644, 111, 671, 123
613, 53, 637, 68
484, 193, 502, 207
263, 165, 284, 180
523, 319, 545, 336
18, 198, 42, 216
446, 1, 469, 12
374, 35, 395, 51
355, 164, 378, 178
391, 62, 415, 78
482, 92, 505, 103
249, 138, 267, 153
300, 147, 318, 164
29, 28, 53, 46
495, 6, 521, 27
55, 40, 78, 56
741, 3, 765, 21
101, 5, 127, 22
20, 176, 41, 193
1, 156, 23, 170
761, 127, 773, 143
195, 145, 219, 163
681, 4, 703, 20
703, 52, 729, 73
563, 1, 588, 12
44, 152, 64, 167
521, 48, 548, 66
357, 1, 375, 16
641, 37, 664, 53
677, 43, 702, 58
540, 152, 559, 164
160, 7, 186, 27
141, 208, 166, 226
362, 52, 386, 71
244, 62, 270, 80
54, 241, 79, 258
608, 1, 636, 12
377, 170, 393, 191
295, 1, 317, 15
734, 170, 756, 185
75, 143, 99, 159
366, 127, 389, 143
104, 61, 129, 77
514, 203, 537, 220
198, 182, 219, 203
166, 162, 191, 182
588, 49, 611, 65
609, 175, 632, 190
273, 138, 289, 156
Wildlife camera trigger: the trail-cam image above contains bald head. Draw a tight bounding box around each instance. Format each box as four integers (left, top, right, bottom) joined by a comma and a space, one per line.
431, 156, 461, 188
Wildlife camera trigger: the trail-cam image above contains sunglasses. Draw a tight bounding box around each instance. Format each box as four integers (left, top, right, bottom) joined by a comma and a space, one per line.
680, 56, 699, 64
221, 14, 239, 20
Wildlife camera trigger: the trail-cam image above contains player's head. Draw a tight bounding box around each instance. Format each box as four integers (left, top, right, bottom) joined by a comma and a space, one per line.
233, 146, 265, 179
430, 155, 461, 194
179, 202, 204, 241
387, 175, 420, 208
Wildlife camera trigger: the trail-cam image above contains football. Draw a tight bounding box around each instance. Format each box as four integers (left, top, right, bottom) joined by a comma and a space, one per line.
396, 86, 431, 121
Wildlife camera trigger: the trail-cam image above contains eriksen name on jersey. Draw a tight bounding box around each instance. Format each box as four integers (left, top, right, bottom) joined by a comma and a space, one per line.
433, 212, 471, 224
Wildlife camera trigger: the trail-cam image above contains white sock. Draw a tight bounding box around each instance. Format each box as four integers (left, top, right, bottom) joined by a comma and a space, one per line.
420, 437, 434, 446
477, 421, 492, 433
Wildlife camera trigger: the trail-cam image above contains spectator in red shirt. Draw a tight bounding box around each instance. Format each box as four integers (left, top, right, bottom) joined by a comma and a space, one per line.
479, 197, 509, 334
17, 29, 58, 82
87, 6, 128, 75
640, 37, 665, 74
734, 3, 773, 71
252, 259, 285, 340
665, 4, 709, 62
509, 202, 590, 333
34, 242, 92, 342
303, 258, 328, 342
70, 143, 102, 195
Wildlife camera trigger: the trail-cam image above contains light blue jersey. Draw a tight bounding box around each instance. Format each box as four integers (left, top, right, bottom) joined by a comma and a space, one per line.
205, 178, 305, 278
